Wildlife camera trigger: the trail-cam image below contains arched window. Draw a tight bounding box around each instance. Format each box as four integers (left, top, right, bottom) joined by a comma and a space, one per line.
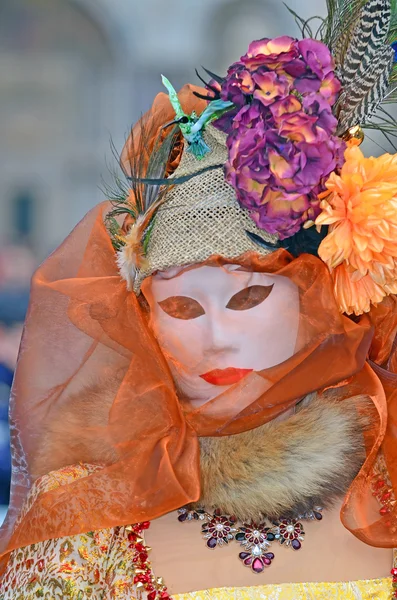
0, 0, 121, 256
11, 190, 35, 240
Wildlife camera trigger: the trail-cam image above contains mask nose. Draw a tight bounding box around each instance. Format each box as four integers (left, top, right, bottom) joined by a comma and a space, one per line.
204, 312, 238, 355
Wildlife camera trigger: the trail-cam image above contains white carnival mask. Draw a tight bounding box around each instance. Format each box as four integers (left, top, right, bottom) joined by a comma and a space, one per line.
142, 264, 300, 407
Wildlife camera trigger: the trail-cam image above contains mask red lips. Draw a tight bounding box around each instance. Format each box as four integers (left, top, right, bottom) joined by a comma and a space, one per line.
199, 368, 253, 386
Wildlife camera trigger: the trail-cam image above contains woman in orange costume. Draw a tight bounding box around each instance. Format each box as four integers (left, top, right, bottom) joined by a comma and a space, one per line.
2, 1, 397, 598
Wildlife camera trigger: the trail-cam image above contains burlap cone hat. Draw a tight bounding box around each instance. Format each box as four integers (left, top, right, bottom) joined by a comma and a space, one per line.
117, 124, 277, 293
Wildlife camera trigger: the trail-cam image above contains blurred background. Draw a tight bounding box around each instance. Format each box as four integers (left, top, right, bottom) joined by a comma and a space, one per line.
0, 0, 395, 516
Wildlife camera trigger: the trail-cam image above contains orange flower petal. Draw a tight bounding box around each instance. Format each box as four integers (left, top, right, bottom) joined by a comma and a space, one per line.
316, 146, 397, 314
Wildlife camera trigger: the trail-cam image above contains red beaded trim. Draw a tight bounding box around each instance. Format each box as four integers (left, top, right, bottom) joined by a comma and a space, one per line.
392, 567, 397, 598
371, 460, 397, 532
127, 521, 173, 600
370, 457, 397, 597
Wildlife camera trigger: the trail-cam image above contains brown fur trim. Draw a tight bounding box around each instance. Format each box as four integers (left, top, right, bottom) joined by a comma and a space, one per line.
31, 377, 120, 479
32, 380, 374, 523
197, 391, 373, 520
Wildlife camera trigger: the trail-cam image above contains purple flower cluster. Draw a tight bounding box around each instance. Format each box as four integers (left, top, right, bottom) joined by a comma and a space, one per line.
213, 36, 345, 239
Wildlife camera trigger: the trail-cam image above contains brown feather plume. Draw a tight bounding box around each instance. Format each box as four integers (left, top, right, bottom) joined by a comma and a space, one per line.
105, 121, 181, 288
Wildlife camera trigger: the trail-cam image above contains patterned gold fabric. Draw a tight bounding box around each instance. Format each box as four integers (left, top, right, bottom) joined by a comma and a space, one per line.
174, 579, 393, 600
0, 464, 395, 599
0, 465, 138, 599
0, 525, 137, 599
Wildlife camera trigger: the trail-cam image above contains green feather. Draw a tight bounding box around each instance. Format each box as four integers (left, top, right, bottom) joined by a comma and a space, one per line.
161, 75, 187, 121
161, 75, 234, 158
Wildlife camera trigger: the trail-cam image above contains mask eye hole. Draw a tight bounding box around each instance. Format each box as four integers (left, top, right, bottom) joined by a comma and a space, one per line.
226, 284, 274, 311
158, 296, 205, 320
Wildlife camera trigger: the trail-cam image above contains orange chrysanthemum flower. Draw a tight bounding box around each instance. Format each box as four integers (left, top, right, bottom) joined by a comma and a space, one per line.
315, 146, 397, 315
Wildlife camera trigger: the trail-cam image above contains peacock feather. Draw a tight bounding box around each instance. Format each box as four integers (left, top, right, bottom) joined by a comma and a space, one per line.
104, 120, 180, 251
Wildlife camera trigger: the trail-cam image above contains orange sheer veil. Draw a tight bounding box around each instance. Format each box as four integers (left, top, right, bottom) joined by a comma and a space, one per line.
1, 86, 397, 573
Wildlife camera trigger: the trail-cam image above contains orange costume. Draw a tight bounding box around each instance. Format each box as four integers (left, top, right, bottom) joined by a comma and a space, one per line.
2, 1, 397, 598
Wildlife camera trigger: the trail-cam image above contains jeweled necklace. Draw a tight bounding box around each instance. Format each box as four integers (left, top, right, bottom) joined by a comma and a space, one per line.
177, 506, 323, 574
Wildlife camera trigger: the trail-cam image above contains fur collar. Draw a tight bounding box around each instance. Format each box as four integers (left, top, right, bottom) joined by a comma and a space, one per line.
197, 390, 373, 521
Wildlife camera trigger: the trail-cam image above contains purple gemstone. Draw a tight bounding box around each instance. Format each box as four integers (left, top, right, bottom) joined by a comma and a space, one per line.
244, 557, 253, 566
263, 558, 271, 565
252, 558, 265, 573
291, 539, 302, 550
239, 552, 250, 560
265, 553, 275, 560
207, 537, 217, 549
314, 511, 323, 520
178, 513, 187, 522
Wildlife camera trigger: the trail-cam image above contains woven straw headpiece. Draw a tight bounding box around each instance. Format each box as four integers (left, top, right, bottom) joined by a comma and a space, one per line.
131, 126, 277, 293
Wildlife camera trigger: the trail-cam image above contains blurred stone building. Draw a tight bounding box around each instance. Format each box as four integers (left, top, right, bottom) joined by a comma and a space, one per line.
0, 0, 329, 260
0, 0, 390, 261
